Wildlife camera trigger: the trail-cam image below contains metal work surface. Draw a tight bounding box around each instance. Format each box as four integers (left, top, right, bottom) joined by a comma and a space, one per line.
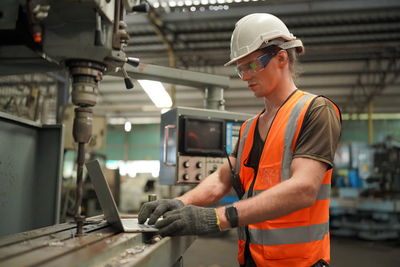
0, 217, 196, 267
0, 111, 63, 237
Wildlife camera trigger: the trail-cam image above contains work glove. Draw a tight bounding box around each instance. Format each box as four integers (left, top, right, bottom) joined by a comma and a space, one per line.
155, 205, 220, 236
138, 199, 184, 225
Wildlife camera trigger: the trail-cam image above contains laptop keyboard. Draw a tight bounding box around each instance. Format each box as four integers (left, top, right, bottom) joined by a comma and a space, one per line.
121, 218, 158, 231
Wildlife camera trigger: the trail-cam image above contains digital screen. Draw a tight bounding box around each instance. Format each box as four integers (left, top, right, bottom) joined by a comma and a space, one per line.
183, 118, 224, 155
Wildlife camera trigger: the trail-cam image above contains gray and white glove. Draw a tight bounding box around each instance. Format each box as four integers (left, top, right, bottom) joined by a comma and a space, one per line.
138, 199, 184, 225
155, 205, 220, 236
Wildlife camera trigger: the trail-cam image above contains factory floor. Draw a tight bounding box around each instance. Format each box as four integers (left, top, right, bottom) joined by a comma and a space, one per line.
183, 230, 400, 267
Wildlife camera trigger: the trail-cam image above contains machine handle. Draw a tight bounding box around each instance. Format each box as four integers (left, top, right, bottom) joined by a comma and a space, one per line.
163, 125, 176, 166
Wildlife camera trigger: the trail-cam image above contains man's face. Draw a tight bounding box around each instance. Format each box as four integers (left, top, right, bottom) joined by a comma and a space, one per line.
236, 50, 281, 98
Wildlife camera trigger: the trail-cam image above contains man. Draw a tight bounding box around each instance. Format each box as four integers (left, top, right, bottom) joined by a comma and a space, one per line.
139, 13, 341, 267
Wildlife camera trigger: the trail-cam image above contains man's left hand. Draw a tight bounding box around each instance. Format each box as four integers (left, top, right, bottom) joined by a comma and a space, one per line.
155, 206, 221, 236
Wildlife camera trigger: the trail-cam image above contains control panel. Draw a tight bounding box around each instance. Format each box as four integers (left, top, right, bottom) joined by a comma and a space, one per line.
177, 155, 226, 183
159, 107, 251, 185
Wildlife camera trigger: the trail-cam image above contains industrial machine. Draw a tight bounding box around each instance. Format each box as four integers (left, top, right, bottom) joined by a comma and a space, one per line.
160, 107, 251, 185
0, 0, 146, 235
0, 1, 238, 264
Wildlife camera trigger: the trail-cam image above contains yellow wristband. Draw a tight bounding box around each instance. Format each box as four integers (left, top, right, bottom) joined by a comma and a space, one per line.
214, 208, 222, 231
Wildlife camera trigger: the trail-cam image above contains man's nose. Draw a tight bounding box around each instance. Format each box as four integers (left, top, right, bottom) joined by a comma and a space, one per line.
241, 70, 251, 81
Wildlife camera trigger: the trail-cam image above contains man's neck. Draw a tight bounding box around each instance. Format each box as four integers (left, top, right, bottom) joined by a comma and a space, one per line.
263, 76, 297, 112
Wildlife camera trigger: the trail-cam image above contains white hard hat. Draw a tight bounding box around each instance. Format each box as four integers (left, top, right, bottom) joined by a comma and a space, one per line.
224, 13, 304, 66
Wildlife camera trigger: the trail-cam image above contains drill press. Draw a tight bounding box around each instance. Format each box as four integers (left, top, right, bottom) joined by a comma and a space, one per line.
67, 60, 106, 235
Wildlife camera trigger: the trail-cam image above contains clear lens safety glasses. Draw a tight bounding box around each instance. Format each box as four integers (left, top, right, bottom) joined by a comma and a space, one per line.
236, 52, 278, 79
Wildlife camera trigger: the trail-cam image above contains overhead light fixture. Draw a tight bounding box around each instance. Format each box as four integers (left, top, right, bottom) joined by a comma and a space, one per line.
138, 80, 173, 108
124, 121, 132, 132
161, 108, 170, 114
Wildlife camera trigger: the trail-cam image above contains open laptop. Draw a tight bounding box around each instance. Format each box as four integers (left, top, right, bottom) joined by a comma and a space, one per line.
85, 159, 158, 232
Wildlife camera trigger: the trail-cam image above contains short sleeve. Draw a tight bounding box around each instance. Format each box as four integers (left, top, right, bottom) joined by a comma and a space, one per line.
293, 96, 341, 169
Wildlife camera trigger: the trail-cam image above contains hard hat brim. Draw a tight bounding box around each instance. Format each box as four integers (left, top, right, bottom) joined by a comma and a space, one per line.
224, 39, 304, 67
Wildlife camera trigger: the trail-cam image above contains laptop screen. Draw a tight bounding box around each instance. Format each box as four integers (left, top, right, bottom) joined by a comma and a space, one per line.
85, 160, 124, 230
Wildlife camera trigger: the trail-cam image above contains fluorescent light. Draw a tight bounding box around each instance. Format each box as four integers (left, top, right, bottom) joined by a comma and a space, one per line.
138, 80, 173, 108
124, 121, 132, 132
108, 117, 161, 125
161, 108, 170, 114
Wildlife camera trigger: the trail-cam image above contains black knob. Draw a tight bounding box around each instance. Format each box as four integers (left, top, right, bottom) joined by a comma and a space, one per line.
182, 174, 189, 180
121, 68, 134, 89
124, 77, 133, 89
132, 3, 149, 13
196, 162, 202, 168
195, 174, 202, 180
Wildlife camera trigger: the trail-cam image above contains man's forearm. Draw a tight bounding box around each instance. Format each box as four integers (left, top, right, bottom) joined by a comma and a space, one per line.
216, 158, 327, 230
214, 177, 314, 230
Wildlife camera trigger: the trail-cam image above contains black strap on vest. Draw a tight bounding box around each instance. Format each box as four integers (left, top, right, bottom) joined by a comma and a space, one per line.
225, 149, 245, 199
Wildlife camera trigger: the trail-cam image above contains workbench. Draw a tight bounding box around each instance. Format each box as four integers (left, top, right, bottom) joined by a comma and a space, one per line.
0, 216, 196, 266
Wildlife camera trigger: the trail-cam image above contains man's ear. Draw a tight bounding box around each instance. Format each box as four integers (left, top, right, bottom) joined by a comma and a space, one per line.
277, 50, 288, 68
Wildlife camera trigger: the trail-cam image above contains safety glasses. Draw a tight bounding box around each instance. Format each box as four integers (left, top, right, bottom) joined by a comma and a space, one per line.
236, 52, 279, 79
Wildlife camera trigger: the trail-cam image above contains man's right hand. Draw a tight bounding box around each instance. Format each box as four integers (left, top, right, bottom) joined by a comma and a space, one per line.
138, 199, 184, 225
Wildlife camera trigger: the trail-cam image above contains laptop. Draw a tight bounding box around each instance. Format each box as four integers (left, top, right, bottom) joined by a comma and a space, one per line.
85, 160, 158, 232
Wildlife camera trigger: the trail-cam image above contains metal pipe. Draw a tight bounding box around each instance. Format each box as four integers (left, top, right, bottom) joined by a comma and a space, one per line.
113, 0, 121, 34
75, 142, 85, 236
368, 101, 374, 144
204, 87, 225, 110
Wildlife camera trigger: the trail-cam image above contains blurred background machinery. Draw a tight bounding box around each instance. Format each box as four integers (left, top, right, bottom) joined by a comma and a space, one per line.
331, 137, 400, 240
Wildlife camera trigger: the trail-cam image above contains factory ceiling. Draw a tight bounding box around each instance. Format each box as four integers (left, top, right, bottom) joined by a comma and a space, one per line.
96, 0, 400, 123
2, 0, 400, 124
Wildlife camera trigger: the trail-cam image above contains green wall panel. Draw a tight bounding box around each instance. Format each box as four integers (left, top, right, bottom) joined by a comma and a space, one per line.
341, 119, 400, 143
96, 124, 160, 161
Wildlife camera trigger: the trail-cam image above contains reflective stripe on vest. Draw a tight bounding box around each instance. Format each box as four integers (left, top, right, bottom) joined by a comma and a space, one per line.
281, 93, 315, 181
242, 183, 331, 201
243, 222, 329, 246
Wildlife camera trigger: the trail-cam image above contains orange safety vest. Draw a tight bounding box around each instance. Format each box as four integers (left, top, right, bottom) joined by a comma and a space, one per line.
235, 90, 340, 267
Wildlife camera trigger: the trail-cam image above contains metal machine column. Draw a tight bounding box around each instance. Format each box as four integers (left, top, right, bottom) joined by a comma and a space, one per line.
204, 87, 225, 111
